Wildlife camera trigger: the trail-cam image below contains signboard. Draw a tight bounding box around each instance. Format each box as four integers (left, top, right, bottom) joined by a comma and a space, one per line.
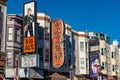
24, 36, 35, 53
23, 1, 36, 53
52, 19, 65, 68
90, 46, 99, 52
21, 54, 37, 67
89, 52, 100, 78
5, 68, 29, 78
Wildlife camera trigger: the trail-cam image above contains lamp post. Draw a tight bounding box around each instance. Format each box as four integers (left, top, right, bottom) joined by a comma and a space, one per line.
13, 56, 19, 80
70, 64, 73, 80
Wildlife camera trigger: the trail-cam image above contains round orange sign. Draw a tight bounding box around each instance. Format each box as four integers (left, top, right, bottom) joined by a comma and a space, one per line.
52, 19, 65, 68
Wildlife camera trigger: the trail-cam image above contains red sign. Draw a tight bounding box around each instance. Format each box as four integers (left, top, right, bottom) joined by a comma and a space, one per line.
24, 36, 35, 53
52, 19, 65, 68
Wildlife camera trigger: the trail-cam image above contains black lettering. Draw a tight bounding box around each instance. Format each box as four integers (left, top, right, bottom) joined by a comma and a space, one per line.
25, 45, 30, 50
29, 39, 33, 43
30, 44, 34, 50
25, 39, 29, 44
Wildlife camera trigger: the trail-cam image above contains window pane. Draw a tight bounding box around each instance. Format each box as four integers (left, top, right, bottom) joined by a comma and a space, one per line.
7, 52, 12, 58
15, 29, 20, 42
80, 58, 85, 69
80, 42, 84, 51
8, 27, 13, 34
8, 34, 12, 40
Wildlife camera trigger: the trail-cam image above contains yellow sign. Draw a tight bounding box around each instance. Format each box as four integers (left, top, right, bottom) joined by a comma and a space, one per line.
24, 36, 35, 53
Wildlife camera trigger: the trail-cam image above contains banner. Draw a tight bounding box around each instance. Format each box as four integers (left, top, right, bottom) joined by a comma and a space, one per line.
21, 54, 37, 67
89, 52, 100, 78
52, 19, 65, 68
23, 1, 36, 53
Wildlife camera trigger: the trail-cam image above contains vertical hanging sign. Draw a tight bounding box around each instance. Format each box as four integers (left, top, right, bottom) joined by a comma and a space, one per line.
52, 19, 65, 68
23, 1, 37, 53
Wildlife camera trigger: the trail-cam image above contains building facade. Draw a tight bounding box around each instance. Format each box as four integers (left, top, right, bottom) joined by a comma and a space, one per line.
0, 0, 7, 53
0, 0, 7, 79
4, 12, 120, 80
5, 14, 25, 79
72, 31, 89, 80
110, 40, 120, 80
88, 32, 110, 80
37, 13, 51, 70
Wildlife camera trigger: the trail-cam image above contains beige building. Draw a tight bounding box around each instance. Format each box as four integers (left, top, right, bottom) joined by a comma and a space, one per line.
110, 40, 120, 80
88, 32, 110, 80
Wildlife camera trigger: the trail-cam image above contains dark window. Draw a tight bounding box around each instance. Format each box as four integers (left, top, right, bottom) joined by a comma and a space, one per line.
85, 42, 88, 49
15, 28, 20, 42
0, 6, 3, 20
37, 26, 44, 39
38, 48, 43, 61
112, 52, 114, 58
45, 49, 49, 62
45, 27, 49, 40
101, 48, 104, 55
112, 65, 114, 71
102, 62, 104, 69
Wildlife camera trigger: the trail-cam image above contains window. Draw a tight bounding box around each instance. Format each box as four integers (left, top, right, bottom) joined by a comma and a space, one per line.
45, 27, 49, 40
7, 51, 12, 67
86, 58, 89, 69
68, 55, 71, 66
80, 58, 85, 69
38, 48, 43, 61
105, 62, 107, 68
102, 62, 104, 69
0, 54, 4, 60
112, 65, 115, 71
81, 58, 84, 64
15, 28, 20, 42
37, 27, 44, 39
8, 27, 13, 40
80, 42, 84, 51
45, 49, 49, 62
7, 51, 12, 59
0, 6, 2, 12
112, 52, 115, 58
85, 42, 88, 50
101, 48, 104, 55
0, 6, 2, 20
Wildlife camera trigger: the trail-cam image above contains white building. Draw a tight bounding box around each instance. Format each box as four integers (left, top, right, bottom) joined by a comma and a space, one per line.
73, 31, 89, 79
5, 14, 27, 79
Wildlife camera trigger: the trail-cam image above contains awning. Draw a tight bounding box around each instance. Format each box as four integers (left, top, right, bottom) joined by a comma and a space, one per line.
49, 72, 67, 80
107, 77, 115, 80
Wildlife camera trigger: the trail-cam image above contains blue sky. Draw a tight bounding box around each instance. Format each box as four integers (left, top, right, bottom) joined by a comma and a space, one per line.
7, 0, 120, 42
